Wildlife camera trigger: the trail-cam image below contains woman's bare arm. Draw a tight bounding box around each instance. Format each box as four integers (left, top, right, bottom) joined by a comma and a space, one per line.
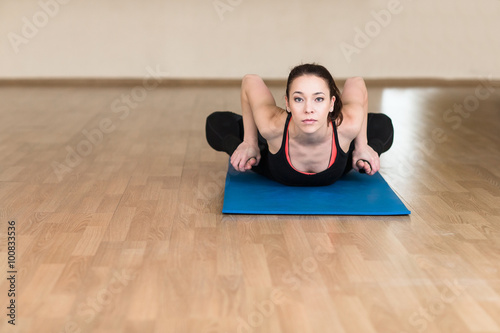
339, 77, 380, 175
231, 74, 282, 172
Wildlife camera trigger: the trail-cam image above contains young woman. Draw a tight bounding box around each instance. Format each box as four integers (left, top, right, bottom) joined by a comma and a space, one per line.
205, 63, 394, 186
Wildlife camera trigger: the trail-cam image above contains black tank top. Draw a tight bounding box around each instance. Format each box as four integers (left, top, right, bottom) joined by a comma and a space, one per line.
266, 113, 348, 186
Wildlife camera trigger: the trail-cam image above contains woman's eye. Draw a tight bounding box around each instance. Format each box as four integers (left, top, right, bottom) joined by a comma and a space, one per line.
294, 97, 303, 102
316, 97, 324, 102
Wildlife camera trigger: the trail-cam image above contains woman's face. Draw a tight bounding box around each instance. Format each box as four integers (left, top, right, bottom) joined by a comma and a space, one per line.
286, 75, 335, 134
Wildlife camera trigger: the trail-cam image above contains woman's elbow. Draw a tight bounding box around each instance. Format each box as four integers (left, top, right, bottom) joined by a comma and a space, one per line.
347, 76, 367, 90
346, 77, 368, 105
242, 74, 261, 84
242, 74, 259, 92
346, 76, 365, 85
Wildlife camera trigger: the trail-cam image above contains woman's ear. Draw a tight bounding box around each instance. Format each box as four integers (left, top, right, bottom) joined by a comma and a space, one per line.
330, 96, 336, 112
285, 96, 290, 113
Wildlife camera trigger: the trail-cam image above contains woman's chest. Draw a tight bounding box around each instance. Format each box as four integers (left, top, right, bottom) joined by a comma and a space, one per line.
287, 140, 333, 174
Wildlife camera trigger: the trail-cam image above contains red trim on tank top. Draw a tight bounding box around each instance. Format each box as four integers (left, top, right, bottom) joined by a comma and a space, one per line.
285, 116, 337, 175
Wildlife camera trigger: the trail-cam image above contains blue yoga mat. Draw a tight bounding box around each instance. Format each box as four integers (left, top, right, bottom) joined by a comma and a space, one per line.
222, 162, 410, 215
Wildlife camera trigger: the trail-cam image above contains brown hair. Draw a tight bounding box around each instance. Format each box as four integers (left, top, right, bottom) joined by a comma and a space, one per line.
286, 63, 343, 125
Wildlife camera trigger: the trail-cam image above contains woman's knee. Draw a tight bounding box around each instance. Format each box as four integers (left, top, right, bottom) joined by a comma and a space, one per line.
368, 113, 393, 136
206, 111, 227, 128
206, 111, 241, 129
206, 111, 243, 150
379, 113, 393, 132
367, 113, 394, 153
206, 112, 220, 139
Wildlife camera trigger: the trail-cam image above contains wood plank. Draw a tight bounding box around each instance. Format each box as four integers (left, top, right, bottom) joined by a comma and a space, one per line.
1, 82, 500, 333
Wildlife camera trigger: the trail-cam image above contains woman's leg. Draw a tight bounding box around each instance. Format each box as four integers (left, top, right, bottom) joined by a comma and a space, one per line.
206, 111, 271, 177
366, 113, 394, 155
206, 111, 269, 155
344, 113, 394, 174
205, 111, 244, 156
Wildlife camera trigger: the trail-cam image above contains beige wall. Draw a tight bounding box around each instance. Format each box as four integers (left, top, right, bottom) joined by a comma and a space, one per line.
1, 0, 500, 80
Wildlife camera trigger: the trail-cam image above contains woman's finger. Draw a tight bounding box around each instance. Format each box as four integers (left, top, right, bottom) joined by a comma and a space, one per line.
365, 161, 373, 174
245, 157, 256, 170
238, 156, 248, 171
356, 160, 366, 173
370, 156, 380, 175
357, 160, 372, 174
353, 160, 361, 172
231, 158, 239, 171
231, 154, 242, 171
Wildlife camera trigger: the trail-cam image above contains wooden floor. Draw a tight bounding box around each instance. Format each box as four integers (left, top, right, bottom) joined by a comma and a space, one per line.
1, 81, 499, 333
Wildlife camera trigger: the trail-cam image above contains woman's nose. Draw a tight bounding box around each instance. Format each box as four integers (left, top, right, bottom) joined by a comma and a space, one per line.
305, 101, 314, 113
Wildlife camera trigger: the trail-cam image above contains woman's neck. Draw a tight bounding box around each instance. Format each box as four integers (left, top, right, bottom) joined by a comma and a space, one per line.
289, 120, 331, 146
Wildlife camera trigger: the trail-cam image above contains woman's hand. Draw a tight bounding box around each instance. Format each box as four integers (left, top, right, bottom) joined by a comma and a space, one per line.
352, 144, 380, 175
230, 141, 261, 172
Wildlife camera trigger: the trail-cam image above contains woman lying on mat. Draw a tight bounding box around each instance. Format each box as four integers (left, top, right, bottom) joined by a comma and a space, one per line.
206, 63, 394, 186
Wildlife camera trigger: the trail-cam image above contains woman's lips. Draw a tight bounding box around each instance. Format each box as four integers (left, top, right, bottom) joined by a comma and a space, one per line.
302, 119, 317, 124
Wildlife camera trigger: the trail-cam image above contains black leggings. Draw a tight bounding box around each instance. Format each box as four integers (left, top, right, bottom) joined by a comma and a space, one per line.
205, 111, 394, 173
343, 112, 394, 174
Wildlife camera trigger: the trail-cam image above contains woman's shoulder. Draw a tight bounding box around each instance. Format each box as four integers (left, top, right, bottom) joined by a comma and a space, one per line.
260, 106, 287, 149
261, 107, 287, 135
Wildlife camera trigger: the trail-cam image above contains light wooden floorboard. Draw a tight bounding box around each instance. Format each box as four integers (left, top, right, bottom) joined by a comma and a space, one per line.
0, 82, 499, 333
